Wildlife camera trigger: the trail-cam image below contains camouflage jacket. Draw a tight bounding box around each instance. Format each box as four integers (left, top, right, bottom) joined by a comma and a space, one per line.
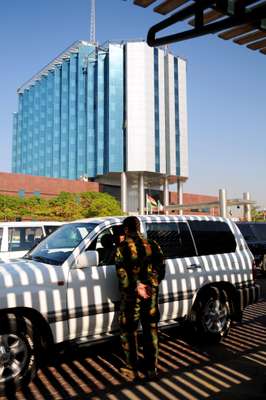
115, 232, 165, 295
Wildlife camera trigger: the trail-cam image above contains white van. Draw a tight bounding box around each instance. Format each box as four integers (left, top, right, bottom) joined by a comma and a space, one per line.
0, 221, 62, 262
0, 215, 260, 393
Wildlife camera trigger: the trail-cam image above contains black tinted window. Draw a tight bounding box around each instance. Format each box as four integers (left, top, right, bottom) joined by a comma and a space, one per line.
146, 222, 196, 259
188, 220, 236, 255
253, 224, 266, 241
44, 225, 60, 236
237, 223, 257, 241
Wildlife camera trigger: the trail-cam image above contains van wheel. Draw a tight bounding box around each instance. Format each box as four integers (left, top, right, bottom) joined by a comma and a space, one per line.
194, 287, 232, 343
0, 314, 39, 395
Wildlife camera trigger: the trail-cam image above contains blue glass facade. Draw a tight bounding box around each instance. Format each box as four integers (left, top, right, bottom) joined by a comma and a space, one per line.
107, 44, 124, 173
13, 42, 124, 180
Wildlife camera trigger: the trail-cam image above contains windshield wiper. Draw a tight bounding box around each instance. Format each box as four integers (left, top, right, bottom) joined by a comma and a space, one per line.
31, 255, 60, 266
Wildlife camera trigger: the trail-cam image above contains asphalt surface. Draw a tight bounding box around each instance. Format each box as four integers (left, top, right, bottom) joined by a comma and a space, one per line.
2, 277, 266, 400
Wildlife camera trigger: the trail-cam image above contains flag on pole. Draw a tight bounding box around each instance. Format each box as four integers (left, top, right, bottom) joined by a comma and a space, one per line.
146, 194, 157, 214
147, 194, 157, 206
157, 200, 163, 214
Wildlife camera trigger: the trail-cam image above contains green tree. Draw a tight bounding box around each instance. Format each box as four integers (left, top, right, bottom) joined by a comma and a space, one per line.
251, 206, 265, 222
79, 192, 123, 218
0, 191, 123, 222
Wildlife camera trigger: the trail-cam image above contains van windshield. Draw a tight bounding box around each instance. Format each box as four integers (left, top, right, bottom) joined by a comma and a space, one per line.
253, 223, 266, 241
24, 222, 97, 265
237, 223, 266, 242
237, 224, 257, 241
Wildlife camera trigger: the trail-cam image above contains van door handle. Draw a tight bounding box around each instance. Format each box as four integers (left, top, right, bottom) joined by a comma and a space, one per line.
187, 264, 202, 269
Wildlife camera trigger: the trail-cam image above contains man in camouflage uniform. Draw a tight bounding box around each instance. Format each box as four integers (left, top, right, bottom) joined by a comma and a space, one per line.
115, 216, 165, 379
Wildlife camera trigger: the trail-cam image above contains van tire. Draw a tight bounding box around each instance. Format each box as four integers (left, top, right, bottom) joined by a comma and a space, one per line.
0, 314, 39, 395
193, 286, 232, 343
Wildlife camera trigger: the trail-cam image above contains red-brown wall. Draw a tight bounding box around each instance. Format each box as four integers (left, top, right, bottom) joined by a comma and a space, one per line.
0, 172, 100, 198
169, 192, 219, 215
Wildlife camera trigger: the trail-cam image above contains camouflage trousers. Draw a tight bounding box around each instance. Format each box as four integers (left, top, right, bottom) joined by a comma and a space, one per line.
119, 296, 159, 372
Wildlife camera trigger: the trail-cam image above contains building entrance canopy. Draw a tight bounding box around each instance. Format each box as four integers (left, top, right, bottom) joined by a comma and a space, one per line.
132, 1, 266, 55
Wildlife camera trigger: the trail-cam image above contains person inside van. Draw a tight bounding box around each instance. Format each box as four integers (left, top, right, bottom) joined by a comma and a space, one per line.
115, 216, 165, 380
98, 233, 115, 265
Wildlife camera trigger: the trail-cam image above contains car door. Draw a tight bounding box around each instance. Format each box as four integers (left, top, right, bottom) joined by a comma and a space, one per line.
145, 220, 208, 322
67, 225, 121, 341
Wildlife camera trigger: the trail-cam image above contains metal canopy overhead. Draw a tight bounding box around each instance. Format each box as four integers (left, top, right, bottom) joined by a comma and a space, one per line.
132, 0, 266, 54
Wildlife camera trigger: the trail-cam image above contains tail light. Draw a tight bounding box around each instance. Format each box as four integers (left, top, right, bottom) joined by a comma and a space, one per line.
252, 259, 257, 280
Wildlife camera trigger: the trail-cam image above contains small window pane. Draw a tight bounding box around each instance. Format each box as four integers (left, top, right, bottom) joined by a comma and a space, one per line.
8, 227, 44, 252
188, 220, 236, 256
18, 189, 25, 198
146, 222, 196, 259
44, 225, 60, 236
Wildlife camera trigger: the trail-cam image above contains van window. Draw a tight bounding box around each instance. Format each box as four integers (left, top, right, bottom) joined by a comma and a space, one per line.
146, 222, 196, 259
253, 223, 266, 241
237, 223, 256, 241
87, 225, 124, 265
188, 220, 236, 255
44, 225, 60, 236
8, 227, 44, 252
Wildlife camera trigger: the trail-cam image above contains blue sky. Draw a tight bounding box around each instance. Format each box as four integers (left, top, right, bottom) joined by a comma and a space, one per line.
0, 0, 265, 208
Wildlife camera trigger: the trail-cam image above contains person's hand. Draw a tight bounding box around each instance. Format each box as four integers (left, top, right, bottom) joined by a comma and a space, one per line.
136, 282, 151, 299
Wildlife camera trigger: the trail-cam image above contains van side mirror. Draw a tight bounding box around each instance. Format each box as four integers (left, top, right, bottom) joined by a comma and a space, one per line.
75, 251, 99, 268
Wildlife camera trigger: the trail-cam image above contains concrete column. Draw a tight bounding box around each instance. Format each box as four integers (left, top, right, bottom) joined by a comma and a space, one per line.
243, 192, 251, 221
121, 172, 127, 213
177, 180, 183, 216
164, 176, 169, 215
219, 188, 227, 218
138, 172, 144, 215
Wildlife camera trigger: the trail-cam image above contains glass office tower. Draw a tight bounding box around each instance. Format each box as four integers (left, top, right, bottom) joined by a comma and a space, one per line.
13, 41, 124, 179
12, 40, 188, 211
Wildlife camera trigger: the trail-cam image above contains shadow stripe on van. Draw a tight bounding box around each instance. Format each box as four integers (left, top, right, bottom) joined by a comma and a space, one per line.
46, 282, 258, 324
158, 290, 194, 304
235, 280, 255, 290
47, 290, 195, 324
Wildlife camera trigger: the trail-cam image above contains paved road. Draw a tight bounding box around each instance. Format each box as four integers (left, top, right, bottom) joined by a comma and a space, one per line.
2, 278, 266, 400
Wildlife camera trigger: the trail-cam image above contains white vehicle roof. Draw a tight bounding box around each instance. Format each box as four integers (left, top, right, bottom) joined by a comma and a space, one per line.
72, 215, 233, 225
0, 221, 63, 228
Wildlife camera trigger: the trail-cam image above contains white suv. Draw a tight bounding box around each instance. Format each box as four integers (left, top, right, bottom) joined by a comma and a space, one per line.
0, 221, 62, 262
0, 215, 260, 393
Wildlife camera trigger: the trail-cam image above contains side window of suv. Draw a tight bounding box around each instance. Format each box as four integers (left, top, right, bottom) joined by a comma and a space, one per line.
188, 220, 236, 256
87, 227, 118, 266
146, 222, 196, 259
